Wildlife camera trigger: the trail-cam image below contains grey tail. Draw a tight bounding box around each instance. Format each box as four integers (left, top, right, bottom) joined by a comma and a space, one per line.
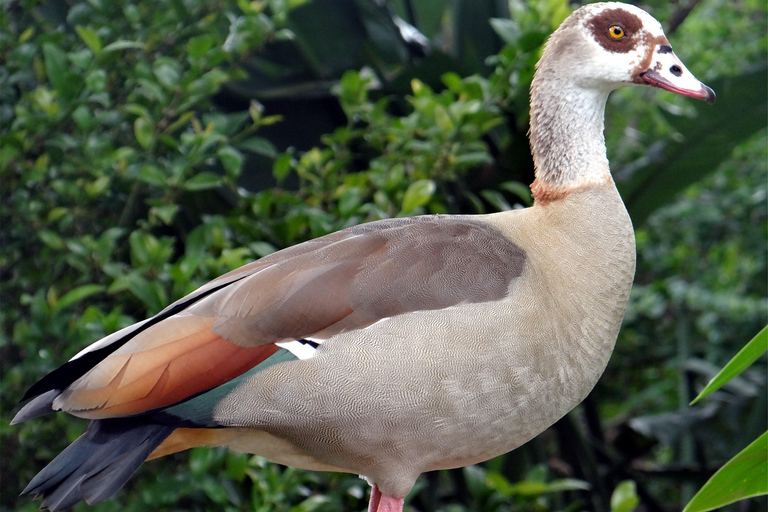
11, 389, 60, 425
22, 419, 174, 511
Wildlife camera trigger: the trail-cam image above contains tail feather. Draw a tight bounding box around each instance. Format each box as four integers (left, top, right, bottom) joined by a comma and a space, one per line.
22, 419, 174, 511
11, 389, 60, 425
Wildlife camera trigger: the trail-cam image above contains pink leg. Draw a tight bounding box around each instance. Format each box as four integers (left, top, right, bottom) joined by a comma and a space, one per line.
368, 484, 405, 512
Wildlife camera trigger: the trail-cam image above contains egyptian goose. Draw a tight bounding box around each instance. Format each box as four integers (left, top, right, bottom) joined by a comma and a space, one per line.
13, 3, 714, 511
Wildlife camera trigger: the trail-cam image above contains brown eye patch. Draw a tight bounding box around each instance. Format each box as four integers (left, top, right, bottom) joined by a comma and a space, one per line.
588, 8, 643, 53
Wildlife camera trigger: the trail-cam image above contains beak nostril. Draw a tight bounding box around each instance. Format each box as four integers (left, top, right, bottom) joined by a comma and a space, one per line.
670, 65, 682, 77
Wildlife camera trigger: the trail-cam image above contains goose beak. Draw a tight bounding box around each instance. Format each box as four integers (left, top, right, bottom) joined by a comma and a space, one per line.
640, 45, 715, 104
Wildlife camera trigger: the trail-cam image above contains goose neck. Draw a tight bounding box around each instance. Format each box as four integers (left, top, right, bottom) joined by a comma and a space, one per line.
528, 81, 613, 203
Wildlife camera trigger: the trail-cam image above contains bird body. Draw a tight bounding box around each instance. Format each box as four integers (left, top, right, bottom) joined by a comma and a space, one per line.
14, 3, 714, 511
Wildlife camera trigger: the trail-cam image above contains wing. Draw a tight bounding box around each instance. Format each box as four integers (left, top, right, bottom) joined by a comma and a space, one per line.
14, 215, 526, 421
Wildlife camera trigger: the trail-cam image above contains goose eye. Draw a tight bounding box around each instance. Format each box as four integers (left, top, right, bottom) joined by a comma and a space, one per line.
608, 25, 626, 39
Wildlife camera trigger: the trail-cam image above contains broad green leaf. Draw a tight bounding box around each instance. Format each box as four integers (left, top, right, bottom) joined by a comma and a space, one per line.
498, 181, 533, 206
683, 431, 768, 512
273, 153, 295, 182
289, 495, 333, 512
338, 187, 362, 216
129, 231, 154, 268
217, 146, 244, 179
184, 172, 222, 191
38, 230, 65, 250
102, 40, 145, 53
123, 273, 167, 315
134, 117, 156, 150
54, 285, 105, 312
481, 189, 513, 211
611, 480, 640, 512
33, 86, 59, 117
72, 105, 94, 130
238, 137, 277, 158
85, 176, 110, 196
401, 179, 436, 214
42, 43, 72, 96
68, 48, 92, 69
75, 26, 102, 54
137, 164, 166, 187
153, 58, 182, 90
85, 69, 107, 92
188, 35, 214, 60
150, 204, 179, 225
433, 105, 454, 133
188, 69, 229, 96
454, 151, 492, 168
201, 476, 228, 504
490, 18, 522, 46
508, 480, 548, 495
47, 207, 68, 222
690, 325, 767, 404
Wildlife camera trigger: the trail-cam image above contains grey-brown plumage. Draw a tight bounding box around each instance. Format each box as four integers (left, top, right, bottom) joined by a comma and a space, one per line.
13, 3, 714, 511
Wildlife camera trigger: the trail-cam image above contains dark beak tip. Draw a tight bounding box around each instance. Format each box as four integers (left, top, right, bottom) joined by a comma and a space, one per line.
703, 85, 716, 105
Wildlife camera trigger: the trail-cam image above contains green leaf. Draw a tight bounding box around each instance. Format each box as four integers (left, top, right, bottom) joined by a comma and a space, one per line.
54, 284, 105, 312
508, 480, 548, 495
238, 137, 277, 158
611, 480, 640, 512
683, 431, 768, 512
454, 151, 493, 168
401, 179, 436, 214
137, 164, 166, 187
433, 105, 454, 133
188, 35, 214, 60
38, 230, 65, 250
19, 26, 34, 43
690, 325, 767, 404
75, 26, 102, 54
134, 117, 156, 150
273, 153, 295, 182
153, 58, 182, 90
546, 478, 591, 492
122, 272, 167, 314
217, 146, 244, 179
498, 181, 533, 206
480, 189, 513, 211
150, 204, 179, 225
201, 476, 228, 504
290, 495, 332, 512
129, 231, 154, 268
33, 86, 59, 117
72, 105, 94, 130
489, 18, 522, 46
184, 172, 223, 191
102, 40, 145, 53
42, 43, 75, 97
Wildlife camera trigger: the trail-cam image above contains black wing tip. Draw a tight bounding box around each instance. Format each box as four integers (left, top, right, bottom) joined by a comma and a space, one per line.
20, 419, 175, 511
11, 389, 60, 425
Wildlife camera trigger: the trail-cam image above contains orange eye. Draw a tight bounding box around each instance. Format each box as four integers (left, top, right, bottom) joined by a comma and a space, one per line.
608, 25, 626, 39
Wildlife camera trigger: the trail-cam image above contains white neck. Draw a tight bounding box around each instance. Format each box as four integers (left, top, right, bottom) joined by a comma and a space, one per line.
528, 76, 613, 203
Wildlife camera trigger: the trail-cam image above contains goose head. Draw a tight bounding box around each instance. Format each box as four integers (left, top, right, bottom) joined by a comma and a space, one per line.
537, 2, 715, 103
529, 2, 715, 202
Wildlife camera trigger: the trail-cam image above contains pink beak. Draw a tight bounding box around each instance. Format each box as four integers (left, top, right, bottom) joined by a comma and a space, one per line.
641, 45, 715, 104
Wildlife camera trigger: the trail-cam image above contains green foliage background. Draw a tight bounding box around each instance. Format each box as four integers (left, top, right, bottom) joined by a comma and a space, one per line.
1, 0, 765, 511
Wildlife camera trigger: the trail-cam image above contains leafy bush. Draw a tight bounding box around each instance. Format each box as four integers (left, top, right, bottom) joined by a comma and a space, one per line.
1, 0, 766, 511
